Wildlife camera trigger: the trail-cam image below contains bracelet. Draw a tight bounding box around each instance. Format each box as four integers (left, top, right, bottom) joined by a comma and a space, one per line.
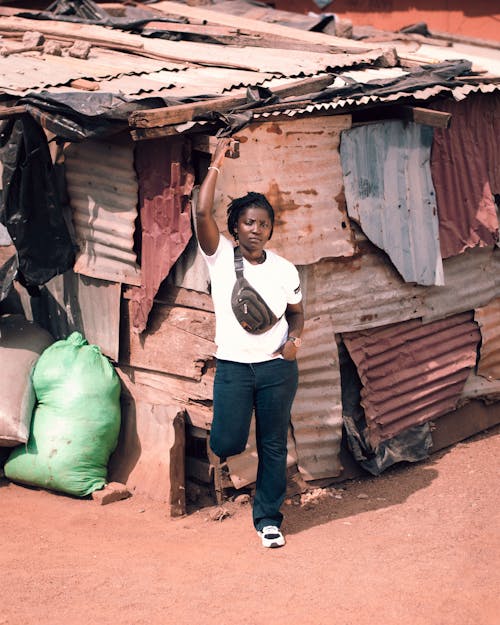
208, 166, 220, 174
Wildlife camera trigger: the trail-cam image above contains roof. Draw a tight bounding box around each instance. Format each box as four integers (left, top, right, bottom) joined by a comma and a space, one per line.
0, 0, 499, 140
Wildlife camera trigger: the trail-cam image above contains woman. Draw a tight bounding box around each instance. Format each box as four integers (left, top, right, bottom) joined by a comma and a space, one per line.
196, 137, 304, 548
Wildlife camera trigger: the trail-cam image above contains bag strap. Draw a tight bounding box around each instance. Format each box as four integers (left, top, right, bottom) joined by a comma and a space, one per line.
234, 246, 244, 278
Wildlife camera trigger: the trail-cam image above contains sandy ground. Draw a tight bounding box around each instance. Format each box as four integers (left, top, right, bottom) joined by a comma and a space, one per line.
1, 425, 499, 625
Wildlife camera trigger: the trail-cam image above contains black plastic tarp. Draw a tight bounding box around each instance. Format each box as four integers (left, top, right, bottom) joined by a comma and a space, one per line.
0, 115, 76, 287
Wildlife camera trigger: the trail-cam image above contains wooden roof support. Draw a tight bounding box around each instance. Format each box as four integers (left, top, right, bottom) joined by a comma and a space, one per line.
0, 105, 27, 119
352, 104, 452, 129
129, 74, 335, 130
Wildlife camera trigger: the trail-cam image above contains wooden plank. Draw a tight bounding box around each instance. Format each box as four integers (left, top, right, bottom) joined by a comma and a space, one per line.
430, 400, 500, 453
153, 1, 374, 51
184, 403, 213, 430
108, 398, 186, 516
352, 104, 452, 129
119, 300, 215, 380
116, 365, 214, 405
129, 74, 336, 129
0, 105, 27, 119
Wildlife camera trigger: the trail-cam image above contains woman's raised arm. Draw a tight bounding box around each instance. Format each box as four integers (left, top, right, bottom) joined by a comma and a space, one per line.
195, 137, 231, 255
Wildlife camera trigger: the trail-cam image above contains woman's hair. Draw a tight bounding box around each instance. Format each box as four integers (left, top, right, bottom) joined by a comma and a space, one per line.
226, 192, 275, 240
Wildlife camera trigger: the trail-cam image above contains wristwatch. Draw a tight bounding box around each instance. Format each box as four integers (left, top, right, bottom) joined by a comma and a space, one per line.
288, 336, 302, 348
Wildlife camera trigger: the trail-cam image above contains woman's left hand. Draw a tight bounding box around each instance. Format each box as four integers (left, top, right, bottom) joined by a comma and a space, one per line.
276, 339, 298, 361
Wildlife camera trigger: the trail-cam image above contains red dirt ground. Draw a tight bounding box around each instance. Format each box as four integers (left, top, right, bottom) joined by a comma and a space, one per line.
1, 426, 499, 625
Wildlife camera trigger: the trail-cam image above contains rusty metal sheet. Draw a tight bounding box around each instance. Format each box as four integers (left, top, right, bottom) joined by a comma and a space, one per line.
292, 314, 343, 480
129, 136, 194, 333
65, 135, 141, 285
475, 298, 500, 380
431, 94, 499, 259
298, 244, 500, 334
96, 66, 277, 98
341, 120, 444, 286
213, 115, 355, 266
298, 248, 427, 333
423, 247, 500, 323
0, 47, 180, 94
153, 1, 375, 52
13, 270, 121, 360
461, 370, 500, 403
343, 312, 481, 445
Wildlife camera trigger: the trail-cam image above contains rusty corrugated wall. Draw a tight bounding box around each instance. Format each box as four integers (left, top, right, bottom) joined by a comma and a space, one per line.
475, 298, 500, 380
340, 120, 443, 286
431, 93, 499, 259
65, 136, 141, 286
213, 115, 355, 266
130, 136, 195, 333
342, 312, 481, 445
292, 314, 343, 480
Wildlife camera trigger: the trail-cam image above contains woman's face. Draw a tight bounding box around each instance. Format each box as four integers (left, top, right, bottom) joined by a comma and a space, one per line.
235, 206, 273, 252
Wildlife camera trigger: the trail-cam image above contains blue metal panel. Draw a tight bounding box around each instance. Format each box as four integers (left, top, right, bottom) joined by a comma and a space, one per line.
340, 120, 444, 286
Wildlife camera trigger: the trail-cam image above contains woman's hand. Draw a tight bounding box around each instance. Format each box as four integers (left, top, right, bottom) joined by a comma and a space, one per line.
273, 338, 298, 361
281, 339, 298, 361
211, 137, 232, 170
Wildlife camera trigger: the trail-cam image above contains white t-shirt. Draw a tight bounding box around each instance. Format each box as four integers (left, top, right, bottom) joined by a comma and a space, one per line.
201, 235, 302, 363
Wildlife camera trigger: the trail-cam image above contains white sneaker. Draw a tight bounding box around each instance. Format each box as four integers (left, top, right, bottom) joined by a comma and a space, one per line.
257, 525, 286, 548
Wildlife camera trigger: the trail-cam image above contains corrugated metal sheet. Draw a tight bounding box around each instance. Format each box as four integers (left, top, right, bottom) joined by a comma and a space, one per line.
129, 136, 194, 333
95, 66, 277, 98
18, 271, 121, 361
253, 83, 500, 123
298, 249, 426, 332
298, 245, 500, 334
431, 94, 499, 259
213, 115, 355, 266
153, 1, 376, 51
475, 298, 500, 380
423, 247, 500, 323
0, 48, 182, 95
0, 16, 386, 92
461, 370, 500, 403
343, 312, 481, 445
404, 42, 500, 77
292, 314, 343, 480
341, 120, 444, 286
65, 135, 141, 285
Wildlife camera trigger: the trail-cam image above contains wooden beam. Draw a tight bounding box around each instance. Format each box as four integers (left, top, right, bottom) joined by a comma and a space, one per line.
0, 105, 27, 119
152, 1, 375, 52
129, 73, 335, 129
352, 104, 452, 129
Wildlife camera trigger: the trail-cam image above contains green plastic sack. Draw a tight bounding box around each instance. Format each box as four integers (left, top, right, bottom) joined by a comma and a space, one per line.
5, 332, 121, 496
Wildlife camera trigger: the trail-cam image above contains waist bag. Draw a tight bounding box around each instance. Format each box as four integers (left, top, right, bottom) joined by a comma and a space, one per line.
231, 246, 280, 334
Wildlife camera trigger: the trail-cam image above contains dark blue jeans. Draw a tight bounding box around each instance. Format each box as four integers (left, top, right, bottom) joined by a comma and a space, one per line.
210, 358, 299, 531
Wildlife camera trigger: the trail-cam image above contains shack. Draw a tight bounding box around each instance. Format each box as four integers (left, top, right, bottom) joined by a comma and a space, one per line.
1, 0, 499, 516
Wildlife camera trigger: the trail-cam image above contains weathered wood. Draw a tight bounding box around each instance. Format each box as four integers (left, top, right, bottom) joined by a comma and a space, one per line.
152, 1, 374, 52
352, 104, 452, 129
430, 400, 500, 453
0, 105, 27, 119
119, 300, 215, 380
186, 456, 211, 484
116, 365, 214, 405
185, 402, 213, 430
153, 284, 214, 313
399, 105, 452, 128
108, 398, 186, 516
69, 78, 100, 91
129, 74, 336, 129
